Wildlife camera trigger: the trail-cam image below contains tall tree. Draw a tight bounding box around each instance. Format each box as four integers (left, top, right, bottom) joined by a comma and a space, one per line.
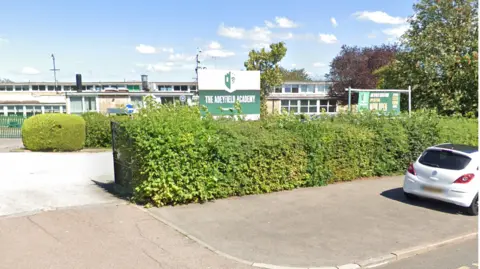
326, 44, 399, 102
244, 42, 287, 117
280, 67, 312, 81
375, 0, 478, 115
0, 78, 13, 83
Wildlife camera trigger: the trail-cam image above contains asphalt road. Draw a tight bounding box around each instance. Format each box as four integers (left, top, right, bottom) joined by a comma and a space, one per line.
378, 238, 478, 269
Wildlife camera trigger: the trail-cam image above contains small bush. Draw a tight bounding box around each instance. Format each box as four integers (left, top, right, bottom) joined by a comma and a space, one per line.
82, 112, 111, 148
82, 112, 131, 148
22, 113, 85, 151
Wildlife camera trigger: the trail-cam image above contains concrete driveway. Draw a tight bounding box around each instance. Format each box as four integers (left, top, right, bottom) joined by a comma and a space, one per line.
0, 138, 23, 152
150, 176, 478, 268
0, 152, 118, 217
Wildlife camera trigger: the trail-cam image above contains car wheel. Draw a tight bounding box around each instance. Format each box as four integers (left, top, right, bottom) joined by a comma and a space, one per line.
403, 191, 418, 200
466, 194, 478, 216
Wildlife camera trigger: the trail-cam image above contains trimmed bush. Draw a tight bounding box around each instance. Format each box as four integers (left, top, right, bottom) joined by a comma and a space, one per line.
113, 101, 479, 207
22, 113, 86, 151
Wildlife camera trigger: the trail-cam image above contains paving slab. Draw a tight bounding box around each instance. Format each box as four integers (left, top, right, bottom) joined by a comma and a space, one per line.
0, 152, 118, 217
149, 176, 478, 268
0, 204, 252, 269
0, 138, 23, 152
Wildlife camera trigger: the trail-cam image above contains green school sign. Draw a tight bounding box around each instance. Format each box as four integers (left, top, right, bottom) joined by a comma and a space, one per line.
357, 91, 400, 114
198, 70, 261, 120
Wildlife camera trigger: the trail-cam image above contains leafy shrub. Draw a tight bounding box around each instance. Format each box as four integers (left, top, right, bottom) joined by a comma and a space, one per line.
114, 100, 479, 207
82, 112, 111, 148
438, 116, 478, 146
82, 112, 131, 148
22, 113, 85, 151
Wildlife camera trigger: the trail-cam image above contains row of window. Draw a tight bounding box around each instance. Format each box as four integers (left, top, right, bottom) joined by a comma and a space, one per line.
0, 105, 66, 116
280, 99, 337, 114
0, 84, 197, 92
274, 84, 332, 94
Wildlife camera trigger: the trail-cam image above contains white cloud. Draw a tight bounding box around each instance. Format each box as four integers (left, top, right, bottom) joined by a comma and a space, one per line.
204, 49, 235, 58
135, 44, 174, 54
383, 24, 409, 38
161, 47, 174, 53
218, 24, 246, 39
168, 53, 196, 62
21, 67, 40, 75
135, 44, 157, 54
265, 16, 298, 28
330, 17, 338, 27
313, 62, 327, 68
318, 34, 338, 44
218, 23, 274, 43
353, 11, 407, 25
368, 33, 377, 39
208, 41, 222, 50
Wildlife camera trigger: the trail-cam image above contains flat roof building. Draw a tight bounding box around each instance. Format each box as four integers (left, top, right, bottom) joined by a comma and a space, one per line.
0, 80, 339, 116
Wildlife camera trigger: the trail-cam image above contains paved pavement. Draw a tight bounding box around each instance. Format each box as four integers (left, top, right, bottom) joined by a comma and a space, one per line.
0, 138, 23, 152
0, 152, 117, 217
150, 176, 478, 268
378, 237, 478, 269
0, 204, 251, 269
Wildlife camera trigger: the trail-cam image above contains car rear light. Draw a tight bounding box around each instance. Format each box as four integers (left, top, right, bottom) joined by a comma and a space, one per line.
453, 174, 475, 184
407, 163, 416, 175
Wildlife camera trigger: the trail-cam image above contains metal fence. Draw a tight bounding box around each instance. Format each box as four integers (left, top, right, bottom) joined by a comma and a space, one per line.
0, 116, 25, 138
111, 121, 134, 194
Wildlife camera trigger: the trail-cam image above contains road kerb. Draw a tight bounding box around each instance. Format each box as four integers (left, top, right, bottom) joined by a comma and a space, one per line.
355, 254, 397, 268
391, 232, 478, 261
139, 205, 478, 269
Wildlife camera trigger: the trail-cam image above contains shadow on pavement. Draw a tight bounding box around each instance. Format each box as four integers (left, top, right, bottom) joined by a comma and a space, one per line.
91, 180, 132, 202
381, 187, 466, 215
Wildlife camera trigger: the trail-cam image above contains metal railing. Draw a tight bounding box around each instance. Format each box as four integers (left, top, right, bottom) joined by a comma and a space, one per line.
0, 116, 25, 138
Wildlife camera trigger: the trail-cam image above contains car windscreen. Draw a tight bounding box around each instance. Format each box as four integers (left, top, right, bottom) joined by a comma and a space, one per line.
419, 149, 472, 170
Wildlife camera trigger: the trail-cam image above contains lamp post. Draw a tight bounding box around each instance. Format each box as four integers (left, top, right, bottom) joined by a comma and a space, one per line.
50, 54, 60, 90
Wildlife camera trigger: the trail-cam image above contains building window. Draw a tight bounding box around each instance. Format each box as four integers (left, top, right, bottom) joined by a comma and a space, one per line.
173, 86, 181, 91
328, 102, 337, 113
292, 85, 299, 93
317, 84, 330, 94
70, 97, 83, 114
17, 85, 29, 91
6, 85, 13, 91
61, 105, 66, 113
25, 106, 43, 117
284, 85, 292, 93
300, 85, 308, 93
158, 85, 173, 91
85, 97, 97, 111
281, 100, 299, 113
300, 100, 317, 113
0, 86, 5, 91
162, 97, 176, 104
64, 85, 73, 92
190, 85, 197, 92
48, 85, 55, 91
39, 85, 46, 91
6, 106, 15, 116
181, 85, 188, 91
320, 100, 328, 112
274, 86, 282, 93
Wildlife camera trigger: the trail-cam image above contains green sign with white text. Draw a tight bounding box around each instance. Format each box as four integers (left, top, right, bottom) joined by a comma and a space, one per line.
357, 91, 400, 114
198, 70, 261, 120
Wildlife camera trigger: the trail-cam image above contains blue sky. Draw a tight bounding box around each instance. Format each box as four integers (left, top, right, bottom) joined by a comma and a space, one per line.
0, 0, 415, 83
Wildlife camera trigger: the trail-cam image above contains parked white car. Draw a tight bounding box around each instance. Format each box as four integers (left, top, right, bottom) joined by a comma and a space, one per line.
403, 143, 479, 215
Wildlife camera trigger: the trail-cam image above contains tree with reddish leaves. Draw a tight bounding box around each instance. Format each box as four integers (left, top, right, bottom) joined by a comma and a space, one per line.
326, 44, 399, 103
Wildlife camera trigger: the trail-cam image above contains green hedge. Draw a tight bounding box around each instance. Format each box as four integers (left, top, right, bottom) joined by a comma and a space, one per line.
82, 112, 130, 148
114, 103, 478, 207
22, 113, 86, 151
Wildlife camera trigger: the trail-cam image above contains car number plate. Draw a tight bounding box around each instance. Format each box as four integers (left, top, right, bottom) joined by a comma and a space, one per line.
422, 185, 443, 193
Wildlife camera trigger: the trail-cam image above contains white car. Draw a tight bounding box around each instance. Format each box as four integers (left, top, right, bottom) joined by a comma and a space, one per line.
403, 143, 479, 215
